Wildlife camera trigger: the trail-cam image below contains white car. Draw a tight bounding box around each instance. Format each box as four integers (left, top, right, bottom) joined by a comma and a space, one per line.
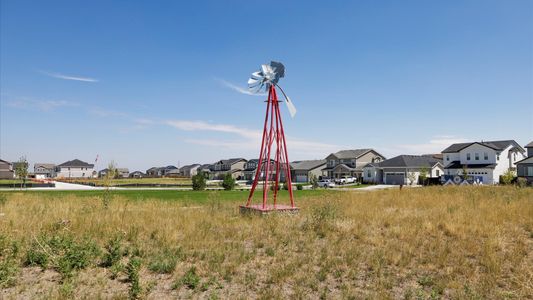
317, 179, 335, 188
335, 176, 356, 185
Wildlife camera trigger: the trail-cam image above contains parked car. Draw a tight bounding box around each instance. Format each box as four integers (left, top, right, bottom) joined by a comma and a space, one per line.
317, 179, 335, 188
334, 176, 356, 185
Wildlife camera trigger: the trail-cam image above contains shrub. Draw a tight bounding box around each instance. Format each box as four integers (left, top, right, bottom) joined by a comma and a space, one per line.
173, 266, 200, 290
147, 248, 182, 274
101, 235, 123, 268
192, 173, 206, 191
517, 177, 528, 188
127, 257, 142, 299
221, 174, 236, 191
500, 169, 516, 185
296, 184, 303, 191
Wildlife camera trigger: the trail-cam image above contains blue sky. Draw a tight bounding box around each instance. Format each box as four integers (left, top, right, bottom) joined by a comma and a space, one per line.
1, 0, 532, 171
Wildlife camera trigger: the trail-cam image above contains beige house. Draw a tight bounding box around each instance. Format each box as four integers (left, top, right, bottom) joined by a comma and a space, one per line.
0, 159, 14, 179
323, 149, 385, 180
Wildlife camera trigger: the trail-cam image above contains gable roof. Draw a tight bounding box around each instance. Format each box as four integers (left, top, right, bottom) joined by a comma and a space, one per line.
525, 141, 533, 148
516, 156, 533, 164
216, 158, 247, 165
328, 149, 374, 159
442, 140, 524, 153
34, 163, 55, 169
180, 164, 201, 171
376, 155, 442, 169
290, 159, 327, 171
58, 159, 94, 168
0, 159, 11, 165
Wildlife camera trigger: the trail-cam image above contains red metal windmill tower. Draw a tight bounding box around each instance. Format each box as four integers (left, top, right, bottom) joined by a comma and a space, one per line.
240, 61, 299, 214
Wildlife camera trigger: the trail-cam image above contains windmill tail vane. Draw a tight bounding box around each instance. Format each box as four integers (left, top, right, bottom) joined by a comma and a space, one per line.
241, 61, 299, 214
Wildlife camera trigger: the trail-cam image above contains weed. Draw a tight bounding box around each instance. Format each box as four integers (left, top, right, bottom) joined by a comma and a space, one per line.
147, 247, 181, 274
126, 256, 142, 299
173, 266, 201, 290
101, 234, 123, 268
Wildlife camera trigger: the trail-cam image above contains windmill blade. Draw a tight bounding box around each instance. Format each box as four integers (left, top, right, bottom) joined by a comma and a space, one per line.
284, 96, 297, 118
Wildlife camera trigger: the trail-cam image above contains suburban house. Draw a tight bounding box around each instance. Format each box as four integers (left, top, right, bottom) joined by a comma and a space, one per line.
212, 158, 247, 179
129, 171, 146, 178
56, 159, 95, 178
179, 164, 201, 177
441, 140, 526, 184
145, 165, 178, 177
34, 163, 56, 179
165, 168, 182, 177
516, 141, 533, 185
290, 159, 327, 183
197, 164, 214, 178
363, 155, 443, 185
242, 159, 287, 182
98, 168, 129, 178
323, 149, 386, 180
0, 159, 14, 179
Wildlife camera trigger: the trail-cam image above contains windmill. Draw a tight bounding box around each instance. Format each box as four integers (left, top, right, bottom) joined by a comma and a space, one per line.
240, 61, 299, 214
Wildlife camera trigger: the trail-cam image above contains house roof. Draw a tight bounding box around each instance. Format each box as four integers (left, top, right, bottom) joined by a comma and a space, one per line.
444, 161, 497, 169
290, 159, 327, 171
198, 164, 214, 171
516, 156, 533, 164
328, 149, 374, 159
130, 171, 145, 175
58, 159, 94, 168
525, 141, 533, 148
375, 155, 442, 169
216, 158, 246, 165
34, 163, 55, 169
180, 164, 201, 171
165, 169, 181, 174
442, 140, 524, 153
0, 159, 11, 165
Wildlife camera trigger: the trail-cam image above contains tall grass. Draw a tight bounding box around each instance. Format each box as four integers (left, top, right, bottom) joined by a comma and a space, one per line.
0, 186, 532, 299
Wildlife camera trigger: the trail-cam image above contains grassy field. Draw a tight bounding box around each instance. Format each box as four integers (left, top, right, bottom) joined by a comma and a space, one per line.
0, 187, 532, 299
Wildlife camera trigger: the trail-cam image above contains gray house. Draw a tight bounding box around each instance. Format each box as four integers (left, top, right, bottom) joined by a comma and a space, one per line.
0, 159, 14, 179
363, 155, 443, 185
290, 159, 327, 183
129, 171, 146, 178
242, 159, 287, 182
99, 168, 129, 178
516, 141, 533, 185
34, 163, 56, 178
179, 164, 201, 177
145, 166, 178, 177
213, 158, 247, 179
323, 149, 386, 180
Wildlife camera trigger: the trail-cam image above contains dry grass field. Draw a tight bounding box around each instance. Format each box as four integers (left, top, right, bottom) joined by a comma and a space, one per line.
0, 186, 532, 299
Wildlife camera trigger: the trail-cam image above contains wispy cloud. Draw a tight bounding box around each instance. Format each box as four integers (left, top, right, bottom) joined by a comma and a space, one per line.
40, 70, 98, 82
6, 98, 78, 111
166, 119, 343, 157
215, 78, 266, 96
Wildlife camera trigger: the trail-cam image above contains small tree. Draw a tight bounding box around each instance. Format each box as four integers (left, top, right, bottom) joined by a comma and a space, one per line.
192, 172, 206, 191
310, 174, 319, 190
500, 169, 516, 185
15, 156, 28, 188
102, 161, 117, 209
462, 165, 469, 181
222, 173, 236, 191
419, 167, 429, 185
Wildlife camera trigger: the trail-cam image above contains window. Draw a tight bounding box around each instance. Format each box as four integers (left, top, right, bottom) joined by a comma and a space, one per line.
436, 170, 440, 176
467, 153, 471, 160
367, 170, 371, 177
528, 166, 533, 177
497, 153, 500, 161
475, 153, 479, 160
484, 152, 488, 160
446, 155, 449, 161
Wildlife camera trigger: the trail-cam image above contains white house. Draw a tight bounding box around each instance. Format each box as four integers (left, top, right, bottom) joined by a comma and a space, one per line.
56, 159, 95, 178
441, 140, 526, 184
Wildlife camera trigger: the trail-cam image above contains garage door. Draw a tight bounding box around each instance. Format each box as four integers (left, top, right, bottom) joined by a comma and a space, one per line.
385, 173, 405, 185
295, 175, 308, 183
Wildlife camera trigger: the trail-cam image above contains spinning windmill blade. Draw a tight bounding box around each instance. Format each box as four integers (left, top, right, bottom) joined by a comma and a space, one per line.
248, 61, 297, 117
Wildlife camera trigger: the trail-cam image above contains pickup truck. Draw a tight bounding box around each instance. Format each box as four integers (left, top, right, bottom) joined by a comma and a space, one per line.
335, 176, 357, 185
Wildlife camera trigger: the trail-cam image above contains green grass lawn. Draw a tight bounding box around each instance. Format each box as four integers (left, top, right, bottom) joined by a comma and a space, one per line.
336, 184, 371, 189
1, 188, 334, 204
0, 179, 27, 185
58, 177, 194, 186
